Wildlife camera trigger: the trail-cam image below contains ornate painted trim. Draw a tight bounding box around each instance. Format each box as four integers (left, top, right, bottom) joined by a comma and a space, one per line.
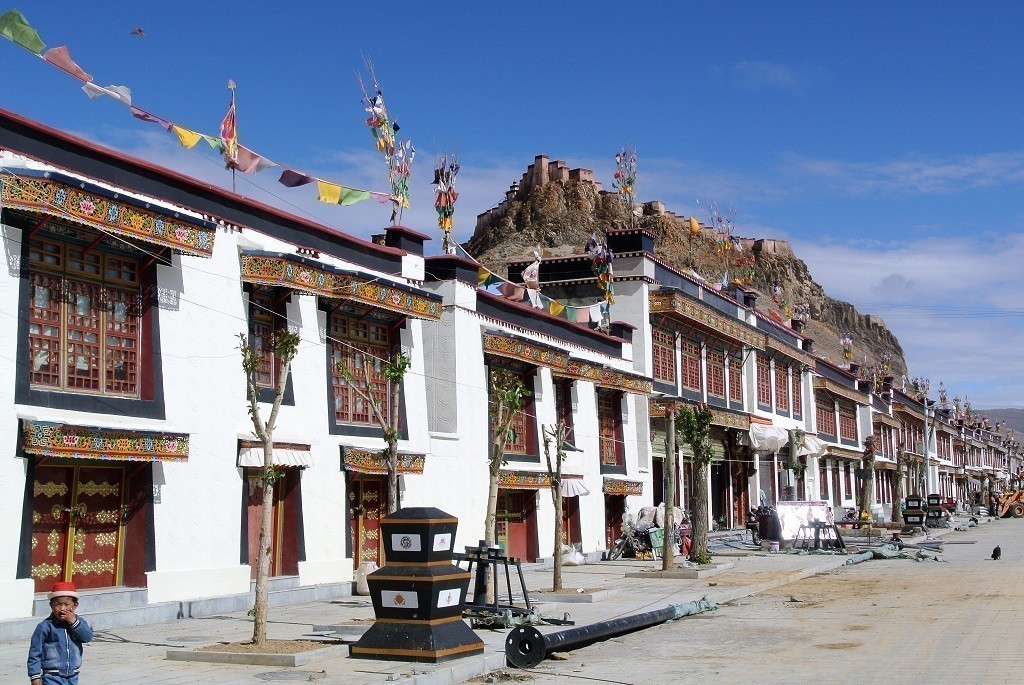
814, 378, 868, 405
602, 477, 643, 496
872, 413, 901, 429
341, 446, 425, 474
240, 440, 311, 452
764, 335, 814, 365
1, 174, 215, 258
21, 420, 189, 462
239, 252, 442, 320
498, 469, 551, 490
648, 291, 763, 349
709, 408, 750, 430
560, 358, 653, 395
482, 332, 569, 370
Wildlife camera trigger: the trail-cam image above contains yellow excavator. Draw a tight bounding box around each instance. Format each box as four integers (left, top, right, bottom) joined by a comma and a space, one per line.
997, 491, 1024, 518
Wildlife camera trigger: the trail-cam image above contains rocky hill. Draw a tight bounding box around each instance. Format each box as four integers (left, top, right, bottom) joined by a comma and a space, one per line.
466, 162, 908, 378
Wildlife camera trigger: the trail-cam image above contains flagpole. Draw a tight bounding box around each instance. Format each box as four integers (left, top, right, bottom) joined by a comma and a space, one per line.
228, 79, 237, 193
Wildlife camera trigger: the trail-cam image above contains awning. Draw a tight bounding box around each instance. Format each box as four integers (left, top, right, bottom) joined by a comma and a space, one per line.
341, 446, 426, 474
21, 420, 189, 462
1, 169, 216, 258
797, 434, 828, 458
603, 477, 644, 496
749, 424, 789, 453
238, 441, 311, 468
239, 251, 442, 320
560, 475, 589, 497
483, 331, 569, 370
561, 358, 654, 395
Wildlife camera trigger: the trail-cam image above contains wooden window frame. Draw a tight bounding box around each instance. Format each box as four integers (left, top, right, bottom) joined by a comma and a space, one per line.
791, 369, 802, 418
774, 363, 789, 412
728, 353, 743, 402
330, 311, 393, 426
756, 354, 772, 407
707, 349, 725, 398
681, 339, 701, 392
598, 390, 625, 469
554, 377, 575, 444
651, 327, 676, 384
816, 396, 837, 437
838, 402, 857, 441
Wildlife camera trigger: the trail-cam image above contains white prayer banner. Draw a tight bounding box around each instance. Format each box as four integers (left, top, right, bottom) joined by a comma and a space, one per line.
432, 533, 452, 552
436, 588, 461, 608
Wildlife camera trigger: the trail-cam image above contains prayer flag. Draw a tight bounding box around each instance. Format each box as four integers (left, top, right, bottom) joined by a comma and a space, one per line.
200, 134, 225, 151
42, 46, 91, 82
527, 289, 543, 309
235, 145, 277, 174
572, 307, 590, 324
548, 300, 565, 318
129, 106, 171, 131
497, 281, 525, 301
279, 169, 316, 187
220, 95, 238, 166
171, 125, 202, 149
81, 82, 132, 106
0, 9, 44, 54
316, 180, 371, 206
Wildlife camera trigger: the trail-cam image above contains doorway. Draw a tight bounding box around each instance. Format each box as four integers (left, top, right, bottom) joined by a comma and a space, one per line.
347, 475, 385, 568
496, 489, 538, 562
245, 468, 300, 579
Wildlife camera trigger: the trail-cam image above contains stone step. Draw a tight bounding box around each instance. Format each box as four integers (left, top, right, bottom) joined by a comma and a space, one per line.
0, 581, 352, 643
32, 585, 148, 617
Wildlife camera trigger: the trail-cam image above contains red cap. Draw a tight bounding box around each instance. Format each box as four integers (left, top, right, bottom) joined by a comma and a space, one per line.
47, 581, 79, 600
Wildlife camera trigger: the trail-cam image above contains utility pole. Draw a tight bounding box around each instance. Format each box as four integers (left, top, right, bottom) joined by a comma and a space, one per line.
662, 405, 676, 571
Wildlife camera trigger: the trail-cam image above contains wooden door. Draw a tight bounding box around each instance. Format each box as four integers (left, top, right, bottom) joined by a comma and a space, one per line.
604, 494, 625, 550
732, 463, 750, 530
70, 467, 124, 588
831, 464, 841, 506
497, 490, 537, 561
348, 477, 384, 568
246, 469, 299, 578
561, 497, 581, 546
31, 465, 125, 592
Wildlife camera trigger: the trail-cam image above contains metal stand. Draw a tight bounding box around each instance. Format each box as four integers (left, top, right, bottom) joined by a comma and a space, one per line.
454, 541, 535, 628
793, 520, 845, 550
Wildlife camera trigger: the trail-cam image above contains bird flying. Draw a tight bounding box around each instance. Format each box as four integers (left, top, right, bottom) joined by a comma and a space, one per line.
130, 27, 145, 37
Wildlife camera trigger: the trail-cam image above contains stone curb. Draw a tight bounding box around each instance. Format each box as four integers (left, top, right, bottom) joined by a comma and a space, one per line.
165, 642, 349, 667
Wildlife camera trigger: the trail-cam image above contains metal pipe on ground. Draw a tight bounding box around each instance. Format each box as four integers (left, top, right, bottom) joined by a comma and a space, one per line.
844, 550, 874, 565
505, 597, 716, 669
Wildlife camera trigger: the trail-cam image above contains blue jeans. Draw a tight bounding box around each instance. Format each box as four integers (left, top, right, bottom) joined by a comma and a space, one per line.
42, 674, 79, 685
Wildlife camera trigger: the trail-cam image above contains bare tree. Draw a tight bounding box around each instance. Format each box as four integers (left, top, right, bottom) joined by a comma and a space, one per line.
859, 435, 877, 521
542, 423, 569, 592
339, 350, 411, 513
891, 445, 905, 526
239, 329, 300, 646
676, 404, 714, 564
484, 369, 530, 600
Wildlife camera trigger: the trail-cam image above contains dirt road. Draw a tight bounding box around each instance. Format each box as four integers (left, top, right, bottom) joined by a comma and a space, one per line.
522, 519, 1023, 685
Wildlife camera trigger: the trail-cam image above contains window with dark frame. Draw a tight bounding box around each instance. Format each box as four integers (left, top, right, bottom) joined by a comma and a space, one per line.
756, 354, 771, 406
490, 366, 535, 456
728, 353, 743, 402
707, 350, 725, 398
598, 391, 624, 467
651, 327, 676, 384
681, 339, 701, 392
249, 290, 277, 389
838, 402, 857, 441
819, 459, 829, 499
554, 377, 575, 443
791, 369, 802, 417
27, 235, 142, 397
329, 311, 391, 425
774, 363, 789, 412
816, 396, 836, 436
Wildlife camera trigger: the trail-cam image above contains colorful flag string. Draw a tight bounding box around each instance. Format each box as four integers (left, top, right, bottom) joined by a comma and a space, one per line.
0, 9, 390, 210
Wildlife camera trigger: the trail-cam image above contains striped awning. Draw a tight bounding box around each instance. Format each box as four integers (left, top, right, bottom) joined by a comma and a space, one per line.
238, 441, 311, 468
21, 420, 189, 462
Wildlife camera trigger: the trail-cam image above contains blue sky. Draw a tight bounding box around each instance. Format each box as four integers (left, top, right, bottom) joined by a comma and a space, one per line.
4, 3, 1024, 408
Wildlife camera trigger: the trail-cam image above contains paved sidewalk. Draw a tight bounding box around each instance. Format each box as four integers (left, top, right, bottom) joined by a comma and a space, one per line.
0, 549, 862, 685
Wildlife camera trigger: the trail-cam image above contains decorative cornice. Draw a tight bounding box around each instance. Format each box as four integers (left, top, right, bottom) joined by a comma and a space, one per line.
709, 408, 750, 430
814, 378, 869, 405
341, 446, 425, 475
602, 477, 644, 496
483, 332, 569, 370
498, 469, 551, 490
822, 444, 864, 460
1, 173, 215, 257
763, 335, 814, 366
560, 359, 653, 395
239, 252, 441, 320
871, 412, 901, 429
21, 420, 189, 462
648, 291, 763, 349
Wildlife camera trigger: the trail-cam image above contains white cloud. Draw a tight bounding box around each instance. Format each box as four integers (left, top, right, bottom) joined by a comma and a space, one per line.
787, 151, 1024, 195
792, 233, 1024, 408
730, 61, 805, 93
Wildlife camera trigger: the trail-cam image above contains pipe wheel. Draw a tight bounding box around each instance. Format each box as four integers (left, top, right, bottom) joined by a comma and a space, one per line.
1011, 503, 1023, 518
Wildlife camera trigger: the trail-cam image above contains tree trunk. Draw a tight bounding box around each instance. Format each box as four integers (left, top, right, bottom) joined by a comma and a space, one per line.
386, 371, 402, 514
891, 449, 904, 525
252, 445, 275, 645
552, 486, 563, 592
689, 460, 710, 562
662, 409, 676, 571
859, 455, 875, 520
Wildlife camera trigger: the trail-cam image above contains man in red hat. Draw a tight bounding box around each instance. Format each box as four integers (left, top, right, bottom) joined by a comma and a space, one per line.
27, 581, 93, 684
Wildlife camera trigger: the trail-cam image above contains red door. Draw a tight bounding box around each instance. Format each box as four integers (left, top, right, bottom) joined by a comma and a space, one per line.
348, 476, 384, 568
497, 490, 537, 562
247, 469, 299, 579
31, 465, 125, 592
561, 497, 582, 547
604, 494, 626, 550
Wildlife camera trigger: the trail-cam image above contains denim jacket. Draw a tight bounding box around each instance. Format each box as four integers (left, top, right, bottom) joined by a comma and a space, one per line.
27, 615, 93, 679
